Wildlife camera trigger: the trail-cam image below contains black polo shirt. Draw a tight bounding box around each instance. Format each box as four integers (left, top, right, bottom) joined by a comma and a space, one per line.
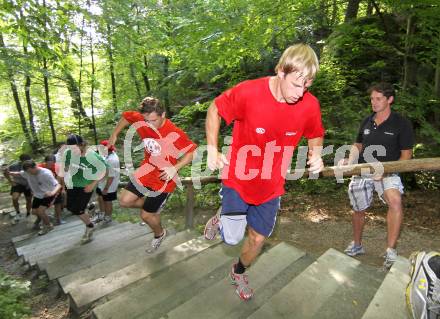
356, 111, 414, 164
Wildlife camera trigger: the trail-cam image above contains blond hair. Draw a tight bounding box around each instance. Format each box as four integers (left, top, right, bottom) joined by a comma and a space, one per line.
275, 44, 319, 80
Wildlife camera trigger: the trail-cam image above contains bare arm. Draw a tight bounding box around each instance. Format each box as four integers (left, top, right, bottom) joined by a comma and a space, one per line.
108, 117, 130, 146
399, 149, 412, 161
159, 150, 195, 181
348, 143, 363, 165
205, 101, 228, 170
307, 137, 324, 174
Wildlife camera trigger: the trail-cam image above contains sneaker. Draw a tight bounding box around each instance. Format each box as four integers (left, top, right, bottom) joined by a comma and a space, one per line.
204, 209, 221, 240
230, 264, 253, 300
146, 229, 167, 253
54, 219, 67, 226
92, 212, 104, 223
14, 213, 21, 223
103, 216, 112, 224
87, 202, 96, 214
383, 247, 398, 269
81, 226, 95, 244
38, 224, 54, 236
344, 241, 365, 257
406, 251, 440, 319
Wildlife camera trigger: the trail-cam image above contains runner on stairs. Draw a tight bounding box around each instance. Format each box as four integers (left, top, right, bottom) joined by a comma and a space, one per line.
93, 140, 120, 224
204, 43, 325, 300
39, 154, 66, 225
57, 134, 109, 244
2, 154, 33, 223
108, 96, 197, 253
5, 160, 61, 235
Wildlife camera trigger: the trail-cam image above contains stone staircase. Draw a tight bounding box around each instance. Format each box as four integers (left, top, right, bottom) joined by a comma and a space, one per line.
2, 210, 412, 319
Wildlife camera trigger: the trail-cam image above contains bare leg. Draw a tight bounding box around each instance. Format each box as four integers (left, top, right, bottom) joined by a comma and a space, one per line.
25, 195, 32, 215
352, 210, 366, 246
78, 212, 92, 225
119, 189, 144, 209
54, 203, 62, 223
239, 227, 266, 267
11, 192, 20, 213
140, 210, 163, 237
104, 201, 113, 217
33, 206, 51, 226
97, 195, 105, 213
383, 189, 403, 249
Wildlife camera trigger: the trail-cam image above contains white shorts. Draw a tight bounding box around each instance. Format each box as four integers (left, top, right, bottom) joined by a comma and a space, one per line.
348, 174, 404, 212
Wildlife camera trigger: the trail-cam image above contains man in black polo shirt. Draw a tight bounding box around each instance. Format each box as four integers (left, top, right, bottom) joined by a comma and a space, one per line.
340, 82, 414, 269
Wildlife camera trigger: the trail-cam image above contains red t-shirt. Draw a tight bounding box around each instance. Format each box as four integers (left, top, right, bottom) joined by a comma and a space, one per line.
215, 77, 325, 205
123, 111, 197, 193
38, 162, 57, 176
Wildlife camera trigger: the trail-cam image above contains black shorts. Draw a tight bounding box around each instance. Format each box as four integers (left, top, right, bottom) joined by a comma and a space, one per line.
10, 184, 32, 197
66, 187, 93, 215
125, 181, 169, 213
32, 195, 56, 209
96, 188, 117, 202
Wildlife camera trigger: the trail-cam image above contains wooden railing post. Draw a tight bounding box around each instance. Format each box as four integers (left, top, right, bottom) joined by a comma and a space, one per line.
185, 184, 195, 229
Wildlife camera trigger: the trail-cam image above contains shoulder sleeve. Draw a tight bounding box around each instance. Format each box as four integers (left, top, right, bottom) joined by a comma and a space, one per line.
122, 111, 144, 124
95, 152, 110, 168
174, 127, 197, 154
214, 82, 247, 125
42, 169, 58, 186
399, 117, 415, 150
303, 96, 325, 139
355, 116, 370, 144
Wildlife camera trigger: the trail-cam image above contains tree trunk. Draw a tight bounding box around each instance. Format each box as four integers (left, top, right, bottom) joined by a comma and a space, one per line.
403, 14, 417, 90
129, 62, 142, 101
106, 23, 117, 114
344, 0, 362, 22
43, 57, 57, 146
89, 32, 98, 145
435, 42, 440, 98
162, 55, 171, 116
142, 55, 151, 94
0, 33, 32, 146
20, 18, 39, 151
366, 0, 374, 16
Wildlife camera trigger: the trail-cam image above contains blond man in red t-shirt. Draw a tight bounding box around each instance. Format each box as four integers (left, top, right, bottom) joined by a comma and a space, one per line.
109, 97, 197, 253
204, 44, 325, 300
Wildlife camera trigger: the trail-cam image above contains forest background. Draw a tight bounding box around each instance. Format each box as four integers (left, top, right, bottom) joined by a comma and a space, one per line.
0, 0, 439, 191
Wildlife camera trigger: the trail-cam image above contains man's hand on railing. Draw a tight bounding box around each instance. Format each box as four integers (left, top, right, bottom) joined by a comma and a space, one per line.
207, 146, 229, 171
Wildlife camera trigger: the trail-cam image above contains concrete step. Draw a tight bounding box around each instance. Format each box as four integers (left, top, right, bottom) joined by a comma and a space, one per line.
25, 223, 137, 267
247, 248, 385, 319
39, 224, 152, 279
70, 236, 221, 314
92, 242, 239, 319
13, 217, 82, 247
362, 256, 411, 319
58, 229, 196, 294
163, 242, 312, 319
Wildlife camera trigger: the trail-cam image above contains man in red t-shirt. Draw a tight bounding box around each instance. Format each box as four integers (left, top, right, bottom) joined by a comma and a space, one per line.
204, 44, 325, 300
109, 97, 197, 252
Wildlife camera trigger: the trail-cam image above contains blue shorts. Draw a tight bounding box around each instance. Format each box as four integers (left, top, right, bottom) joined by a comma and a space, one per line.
220, 185, 280, 242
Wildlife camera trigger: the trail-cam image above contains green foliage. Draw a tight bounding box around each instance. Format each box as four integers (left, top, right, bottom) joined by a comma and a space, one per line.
0, 270, 31, 319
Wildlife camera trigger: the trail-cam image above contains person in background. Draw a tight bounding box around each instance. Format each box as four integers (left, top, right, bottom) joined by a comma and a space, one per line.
340, 82, 414, 269
6, 160, 61, 235
108, 97, 197, 253
58, 134, 108, 244
3, 154, 33, 223
39, 155, 66, 225
93, 140, 120, 224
